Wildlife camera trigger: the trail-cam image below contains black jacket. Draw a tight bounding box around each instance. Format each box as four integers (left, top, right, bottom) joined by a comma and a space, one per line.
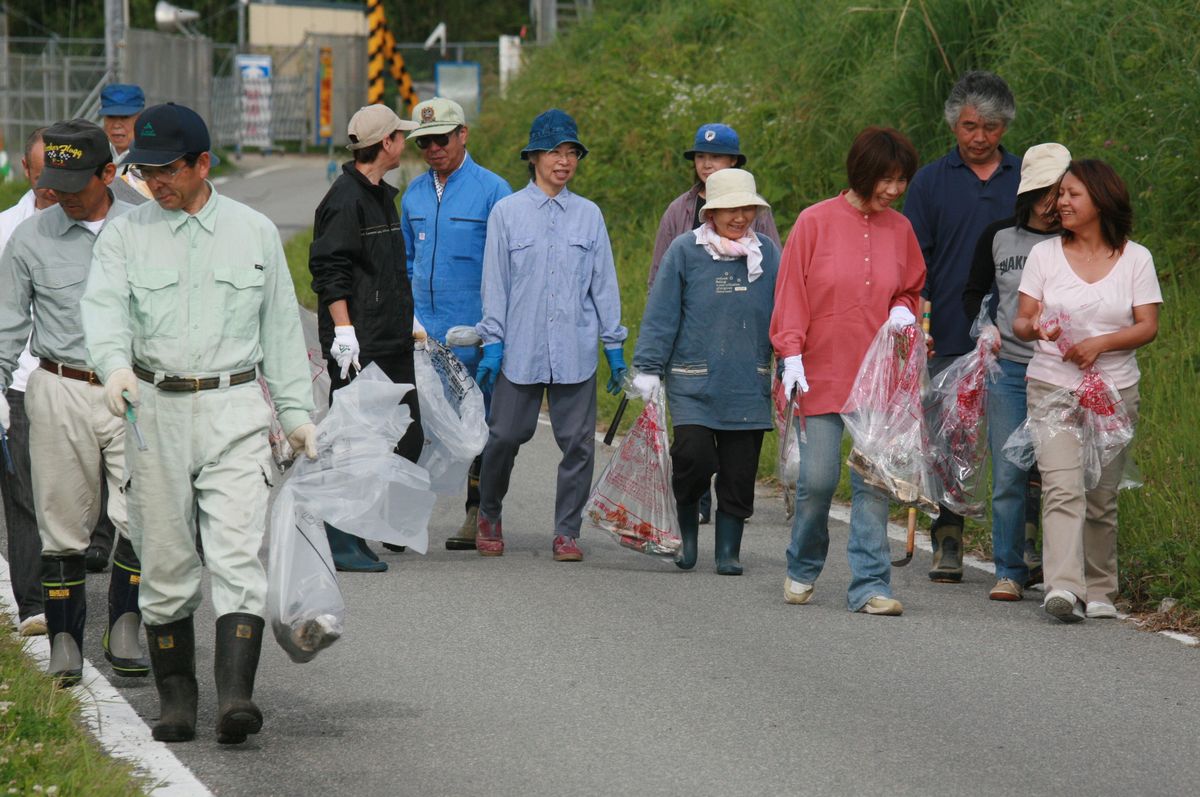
310, 162, 414, 357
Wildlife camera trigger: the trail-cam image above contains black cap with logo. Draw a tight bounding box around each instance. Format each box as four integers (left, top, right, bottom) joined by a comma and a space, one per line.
124, 102, 212, 167
38, 119, 112, 194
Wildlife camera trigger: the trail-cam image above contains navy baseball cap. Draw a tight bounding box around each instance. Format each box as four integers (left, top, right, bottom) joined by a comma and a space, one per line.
38, 119, 113, 193
684, 123, 746, 167
124, 103, 212, 167
520, 108, 588, 160
99, 84, 145, 117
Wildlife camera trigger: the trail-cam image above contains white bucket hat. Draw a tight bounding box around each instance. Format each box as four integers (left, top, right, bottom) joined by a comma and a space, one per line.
1018, 142, 1071, 195
698, 168, 770, 214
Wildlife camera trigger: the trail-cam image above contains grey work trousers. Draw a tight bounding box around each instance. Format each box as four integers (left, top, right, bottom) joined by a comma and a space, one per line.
478, 373, 596, 538
0, 389, 42, 620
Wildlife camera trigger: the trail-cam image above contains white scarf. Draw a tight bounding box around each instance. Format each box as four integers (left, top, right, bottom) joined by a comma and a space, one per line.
693, 222, 763, 282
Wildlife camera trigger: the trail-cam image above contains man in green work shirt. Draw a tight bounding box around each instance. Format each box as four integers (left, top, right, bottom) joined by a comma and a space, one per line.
81, 103, 317, 745
0, 119, 145, 686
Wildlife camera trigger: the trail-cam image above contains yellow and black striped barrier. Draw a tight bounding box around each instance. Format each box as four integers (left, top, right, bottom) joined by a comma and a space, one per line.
366, 0, 419, 112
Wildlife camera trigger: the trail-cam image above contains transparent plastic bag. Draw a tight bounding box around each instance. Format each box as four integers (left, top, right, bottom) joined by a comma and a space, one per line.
267, 363, 440, 662
1001, 307, 1135, 490
772, 375, 805, 518
583, 392, 682, 557
926, 327, 1001, 517
414, 339, 489, 495
267, 487, 343, 664
842, 322, 938, 513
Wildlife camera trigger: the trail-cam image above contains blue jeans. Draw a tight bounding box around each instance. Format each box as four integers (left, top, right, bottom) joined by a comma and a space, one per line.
786, 413, 892, 611
986, 358, 1032, 582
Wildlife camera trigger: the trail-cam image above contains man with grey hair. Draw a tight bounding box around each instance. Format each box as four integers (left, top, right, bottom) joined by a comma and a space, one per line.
903, 70, 1021, 583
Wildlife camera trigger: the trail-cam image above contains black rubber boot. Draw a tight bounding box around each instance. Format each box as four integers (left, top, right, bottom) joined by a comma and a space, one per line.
104, 536, 150, 677
214, 613, 265, 745
145, 616, 198, 742
714, 511, 745, 576
325, 523, 387, 572
42, 554, 87, 686
675, 502, 699, 571
698, 488, 713, 525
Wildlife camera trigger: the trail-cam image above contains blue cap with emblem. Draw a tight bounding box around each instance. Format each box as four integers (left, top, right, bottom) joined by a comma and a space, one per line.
684, 123, 746, 167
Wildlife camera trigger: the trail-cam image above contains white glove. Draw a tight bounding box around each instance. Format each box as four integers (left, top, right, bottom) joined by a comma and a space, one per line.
0, 391, 9, 431
103, 367, 139, 419
631, 372, 661, 402
781, 355, 810, 395
412, 316, 428, 342
331, 325, 361, 379
287, 422, 318, 460
888, 305, 917, 330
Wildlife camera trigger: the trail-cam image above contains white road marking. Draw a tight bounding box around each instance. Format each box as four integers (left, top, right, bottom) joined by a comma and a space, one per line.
0, 557, 213, 796
211, 176, 230, 186
244, 163, 292, 180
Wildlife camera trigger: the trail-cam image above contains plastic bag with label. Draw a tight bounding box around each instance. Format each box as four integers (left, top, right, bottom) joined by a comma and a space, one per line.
584, 392, 682, 557
926, 326, 1001, 517
414, 339, 489, 495
772, 375, 804, 518
842, 322, 938, 513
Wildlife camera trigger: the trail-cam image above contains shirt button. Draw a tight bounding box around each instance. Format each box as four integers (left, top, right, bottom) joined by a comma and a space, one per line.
865, 257, 870, 262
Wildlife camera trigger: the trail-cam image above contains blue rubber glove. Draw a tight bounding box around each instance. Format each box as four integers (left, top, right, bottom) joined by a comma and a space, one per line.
476, 342, 503, 392
604, 348, 627, 396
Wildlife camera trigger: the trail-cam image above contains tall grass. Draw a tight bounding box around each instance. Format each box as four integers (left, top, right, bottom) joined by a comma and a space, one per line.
468, 0, 1200, 608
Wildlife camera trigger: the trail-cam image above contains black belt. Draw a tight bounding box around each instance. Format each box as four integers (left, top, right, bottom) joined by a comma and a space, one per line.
133, 364, 257, 392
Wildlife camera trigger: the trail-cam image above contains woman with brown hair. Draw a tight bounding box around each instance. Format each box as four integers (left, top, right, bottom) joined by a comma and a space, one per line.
770, 127, 925, 615
1013, 159, 1162, 623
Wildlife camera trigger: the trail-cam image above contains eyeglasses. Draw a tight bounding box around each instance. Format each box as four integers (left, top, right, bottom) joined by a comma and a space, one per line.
415, 128, 461, 150
546, 148, 582, 163
128, 163, 188, 183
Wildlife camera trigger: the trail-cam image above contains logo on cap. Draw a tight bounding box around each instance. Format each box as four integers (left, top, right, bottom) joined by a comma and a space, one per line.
141, 122, 156, 137
704, 130, 716, 142
421, 106, 435, 123
45, 143, 84, 167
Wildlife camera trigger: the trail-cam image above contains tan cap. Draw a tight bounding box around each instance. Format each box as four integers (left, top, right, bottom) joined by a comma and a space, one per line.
407, 97, 466, 139
1018, 142, 1071, 195
347, 104, 418, 150
698, 168, 770, 214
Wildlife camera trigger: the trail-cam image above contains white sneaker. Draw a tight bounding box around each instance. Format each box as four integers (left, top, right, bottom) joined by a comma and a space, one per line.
1085, 601, 1118, 619
18, 613, 47, 637
783, 577, 814, 605
1044, 589, 1084, 623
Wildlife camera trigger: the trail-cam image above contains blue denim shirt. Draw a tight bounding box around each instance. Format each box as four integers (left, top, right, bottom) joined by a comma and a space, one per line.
902, 145, 1021, 357
477, 182, 627, 385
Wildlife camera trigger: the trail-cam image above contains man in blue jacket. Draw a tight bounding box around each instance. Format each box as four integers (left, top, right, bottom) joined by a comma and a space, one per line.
401, 98, 511, 550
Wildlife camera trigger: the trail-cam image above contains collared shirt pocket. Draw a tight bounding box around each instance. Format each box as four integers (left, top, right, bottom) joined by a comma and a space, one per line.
507, 238, 537, 280
213, 265, 266, 339
568, 236, 594, 283
667, 361, 708, 398
128, 267, 181, 339
31, 263, 88, 315
449, 216, 487, 263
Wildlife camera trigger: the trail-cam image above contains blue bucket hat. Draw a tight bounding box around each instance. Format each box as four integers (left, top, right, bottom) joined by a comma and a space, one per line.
99, 84, 146, 117
520, 109, 588, 160
684, 123, 746, 167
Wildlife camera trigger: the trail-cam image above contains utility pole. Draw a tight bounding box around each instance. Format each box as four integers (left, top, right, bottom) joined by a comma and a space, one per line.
104, 0, 129, 82
537, 0, 557, 45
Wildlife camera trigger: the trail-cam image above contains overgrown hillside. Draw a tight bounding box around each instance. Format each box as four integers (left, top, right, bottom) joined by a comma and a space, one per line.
469, 0, 1200, 611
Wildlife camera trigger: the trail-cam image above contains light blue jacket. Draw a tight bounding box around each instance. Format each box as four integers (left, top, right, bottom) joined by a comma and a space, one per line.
400, 152, 511, 371
634, 231, 780, 430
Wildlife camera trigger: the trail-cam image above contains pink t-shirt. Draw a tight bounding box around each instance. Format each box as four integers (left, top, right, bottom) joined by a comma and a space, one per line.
1018, 237, 1162, 390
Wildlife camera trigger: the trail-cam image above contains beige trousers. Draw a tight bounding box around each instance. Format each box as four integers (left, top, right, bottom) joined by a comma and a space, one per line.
125, 380, 276, 626
24, 368, 129, 555
1027, 377, 1139, 605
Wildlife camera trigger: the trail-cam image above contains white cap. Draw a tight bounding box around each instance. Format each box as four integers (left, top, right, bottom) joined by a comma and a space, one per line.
1018, 142, 1071, 195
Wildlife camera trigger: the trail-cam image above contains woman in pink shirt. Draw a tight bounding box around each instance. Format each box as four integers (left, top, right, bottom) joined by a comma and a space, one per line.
770, 127, 925, 616
1013, 159, 1161, 623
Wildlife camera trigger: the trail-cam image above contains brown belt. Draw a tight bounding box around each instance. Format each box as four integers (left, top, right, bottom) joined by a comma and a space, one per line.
40, 359, 101, 385
133, 364, 258, 392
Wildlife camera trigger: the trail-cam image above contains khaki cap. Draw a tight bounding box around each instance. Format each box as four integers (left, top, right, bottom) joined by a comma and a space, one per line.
347, 104, 418, 150
407, 97, 467, 139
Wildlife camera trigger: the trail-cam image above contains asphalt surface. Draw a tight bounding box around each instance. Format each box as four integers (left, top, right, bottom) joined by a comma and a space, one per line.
3, 155, 1198, 796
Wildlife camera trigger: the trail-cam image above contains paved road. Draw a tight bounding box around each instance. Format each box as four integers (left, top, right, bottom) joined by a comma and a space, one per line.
4, 158, 1198, 796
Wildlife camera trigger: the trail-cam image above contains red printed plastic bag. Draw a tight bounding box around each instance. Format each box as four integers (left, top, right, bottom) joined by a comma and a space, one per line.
926, 326, 1001, 517
584, 393, 682, 557
842, 322, 938, 513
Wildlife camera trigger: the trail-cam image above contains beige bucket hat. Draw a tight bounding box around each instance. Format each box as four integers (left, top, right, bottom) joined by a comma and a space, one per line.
1018, 142, 1071, 195
698, 168, 770, 214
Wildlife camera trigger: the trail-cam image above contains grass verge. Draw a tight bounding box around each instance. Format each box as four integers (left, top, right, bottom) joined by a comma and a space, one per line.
0, 614, 148, 795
